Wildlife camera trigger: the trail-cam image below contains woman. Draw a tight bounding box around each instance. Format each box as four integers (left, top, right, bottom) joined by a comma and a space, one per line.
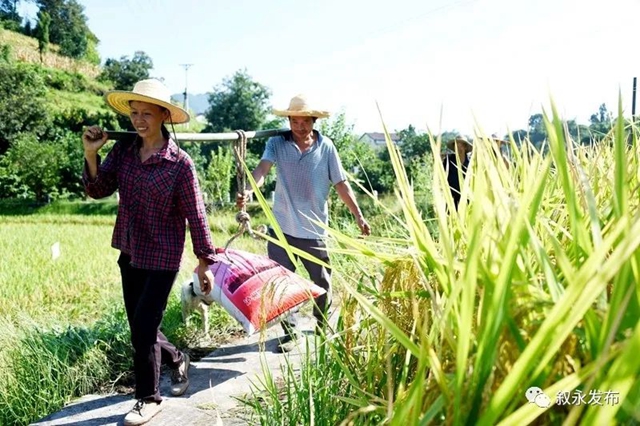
82, 79, 216, 426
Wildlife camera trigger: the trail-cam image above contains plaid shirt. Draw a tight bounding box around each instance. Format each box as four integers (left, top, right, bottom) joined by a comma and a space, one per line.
83, 138, 216, 271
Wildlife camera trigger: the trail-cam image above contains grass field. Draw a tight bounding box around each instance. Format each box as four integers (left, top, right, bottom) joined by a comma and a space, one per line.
2, 108, 639, 425
0, 195, 377, 425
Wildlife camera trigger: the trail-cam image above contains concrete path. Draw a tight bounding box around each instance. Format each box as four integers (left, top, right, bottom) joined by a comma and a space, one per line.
33, 316, 317, 426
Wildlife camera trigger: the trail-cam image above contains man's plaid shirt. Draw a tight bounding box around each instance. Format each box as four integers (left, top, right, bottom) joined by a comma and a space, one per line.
83, 138, 216, 271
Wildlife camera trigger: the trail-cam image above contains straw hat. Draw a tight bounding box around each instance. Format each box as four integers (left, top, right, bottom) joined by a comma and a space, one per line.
491, 134, 508, 145
446, 135, 473, 151
104, 79, 190, 124
272, 94, 330, 118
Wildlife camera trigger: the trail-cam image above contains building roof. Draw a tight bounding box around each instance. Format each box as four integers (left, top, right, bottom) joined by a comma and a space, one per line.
360, 132, 400, 141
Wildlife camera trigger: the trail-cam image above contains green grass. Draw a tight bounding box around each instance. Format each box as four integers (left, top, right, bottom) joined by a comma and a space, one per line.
245, 105, 640, 425
0, 199, 279, 425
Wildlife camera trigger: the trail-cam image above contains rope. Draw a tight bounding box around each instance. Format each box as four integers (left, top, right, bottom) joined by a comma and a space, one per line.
224, 130, 257, 253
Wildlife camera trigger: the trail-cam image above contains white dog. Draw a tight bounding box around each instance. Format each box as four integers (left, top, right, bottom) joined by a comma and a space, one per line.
180, 223, 269, 333
180, 280, 213, 334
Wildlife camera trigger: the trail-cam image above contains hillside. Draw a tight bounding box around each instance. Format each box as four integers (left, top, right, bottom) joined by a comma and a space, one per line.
0, 28, 100, 78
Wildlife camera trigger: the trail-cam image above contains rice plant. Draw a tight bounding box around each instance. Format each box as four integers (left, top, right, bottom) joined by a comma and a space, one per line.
246, 101, 640, 425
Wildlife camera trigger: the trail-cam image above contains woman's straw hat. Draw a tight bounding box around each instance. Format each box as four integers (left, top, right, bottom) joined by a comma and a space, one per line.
104, 79, 190, 124
272, 94, 330, 118
446, 135, 473, 151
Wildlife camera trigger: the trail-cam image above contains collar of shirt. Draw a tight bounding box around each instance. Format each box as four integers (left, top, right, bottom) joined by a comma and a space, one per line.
133, 137, 180, 164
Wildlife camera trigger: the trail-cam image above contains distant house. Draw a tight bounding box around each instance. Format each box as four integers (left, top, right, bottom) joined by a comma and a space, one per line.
358, 132, 401, 149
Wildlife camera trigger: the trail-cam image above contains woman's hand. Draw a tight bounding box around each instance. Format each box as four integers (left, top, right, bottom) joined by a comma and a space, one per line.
82, 126, 108, 154
197, 259, 214, 295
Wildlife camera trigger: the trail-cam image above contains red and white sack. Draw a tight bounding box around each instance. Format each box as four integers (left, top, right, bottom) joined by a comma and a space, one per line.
192, 248, 326, 335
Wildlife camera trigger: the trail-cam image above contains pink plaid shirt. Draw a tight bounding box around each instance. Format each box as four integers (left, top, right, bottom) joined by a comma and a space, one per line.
83, 138, 216, 270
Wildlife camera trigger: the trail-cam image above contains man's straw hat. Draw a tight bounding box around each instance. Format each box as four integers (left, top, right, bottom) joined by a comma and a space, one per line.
104, 79, 190, 124
446, 135, 473, 151
272, 94, 330, 118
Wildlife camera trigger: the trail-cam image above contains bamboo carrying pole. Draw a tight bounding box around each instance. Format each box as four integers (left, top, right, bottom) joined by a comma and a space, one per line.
104, 128, 289, 142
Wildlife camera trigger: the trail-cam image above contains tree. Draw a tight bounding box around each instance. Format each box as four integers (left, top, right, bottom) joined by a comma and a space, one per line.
0, 63, 49, 153
202, 147, 234, 205
35, 10, 51, 62
0, 0, 21, 30
99, 51, 153, 91
527, 113, 547, 146
397, 125, 432, 161
204, 69, 272, 134
589, 103, 612, 141
35, 0, 97, 60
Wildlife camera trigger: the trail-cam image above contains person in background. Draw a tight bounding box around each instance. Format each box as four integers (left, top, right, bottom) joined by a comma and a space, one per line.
443, 135, 473, 209
236, 94, 371, 352
82, 78, 217, 426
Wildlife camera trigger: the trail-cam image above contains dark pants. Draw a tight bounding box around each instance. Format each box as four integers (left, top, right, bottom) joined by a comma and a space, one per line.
118, 253, 184, 402
267, 229, 332, 337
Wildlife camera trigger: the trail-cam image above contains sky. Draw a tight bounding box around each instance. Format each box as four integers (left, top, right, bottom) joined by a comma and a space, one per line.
19, 0, 640, 135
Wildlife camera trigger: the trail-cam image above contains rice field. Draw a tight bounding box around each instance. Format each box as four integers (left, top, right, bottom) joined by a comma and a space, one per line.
1, 106, 639, 425
245, 107, 640, 425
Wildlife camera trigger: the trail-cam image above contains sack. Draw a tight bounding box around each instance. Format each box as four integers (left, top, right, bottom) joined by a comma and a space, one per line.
192, 248, 326, 335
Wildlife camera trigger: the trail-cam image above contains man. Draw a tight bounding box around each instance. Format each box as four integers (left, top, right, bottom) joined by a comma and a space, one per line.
443, 135, 473, 209
237, 94, 371, 352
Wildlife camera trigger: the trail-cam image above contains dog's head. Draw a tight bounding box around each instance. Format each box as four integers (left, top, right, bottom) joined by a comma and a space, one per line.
180, 281, 201, 315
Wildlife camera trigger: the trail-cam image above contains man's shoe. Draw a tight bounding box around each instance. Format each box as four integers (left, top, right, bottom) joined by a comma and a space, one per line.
170, 353, 190, 396
277, 334, 299, 353
123, 399, 162, 426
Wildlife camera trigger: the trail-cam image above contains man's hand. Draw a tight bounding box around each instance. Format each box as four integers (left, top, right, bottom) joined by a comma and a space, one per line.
197, 261, 214, 295
236, 190, 250, 210
356, 216, 371, 236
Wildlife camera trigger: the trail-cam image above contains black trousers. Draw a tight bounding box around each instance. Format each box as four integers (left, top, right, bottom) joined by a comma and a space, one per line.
118, 253, 184, 402
266, 229, 332, 337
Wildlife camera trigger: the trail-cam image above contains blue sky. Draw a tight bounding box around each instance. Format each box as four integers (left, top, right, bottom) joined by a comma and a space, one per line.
20, 0, 640, 135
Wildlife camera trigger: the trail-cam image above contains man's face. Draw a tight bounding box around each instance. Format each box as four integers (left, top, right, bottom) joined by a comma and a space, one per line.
289, 116, 315, 139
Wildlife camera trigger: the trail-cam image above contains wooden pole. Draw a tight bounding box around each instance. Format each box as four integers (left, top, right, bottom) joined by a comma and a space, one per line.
105, 128, 289, 142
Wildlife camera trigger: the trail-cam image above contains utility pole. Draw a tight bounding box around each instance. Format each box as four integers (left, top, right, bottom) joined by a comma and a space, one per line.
180, 64, 193, 127
633, 77, 637, 121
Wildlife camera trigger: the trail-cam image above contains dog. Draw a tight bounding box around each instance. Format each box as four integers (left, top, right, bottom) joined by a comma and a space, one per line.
180, 224, 269, 333
180, 280, 213, 334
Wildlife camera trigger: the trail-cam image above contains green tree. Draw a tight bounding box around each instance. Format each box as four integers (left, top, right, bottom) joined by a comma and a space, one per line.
203, 68, 275, 172
397, 125, 432, 161
36, 0, 97, 60
99, 51, 153, 91
204, 69, 272, 134
527, 113, 547, 147
0, 0, 21, 30
0, 63, 49, 153
35, 10, 50, 62
589, 103, 612, 141
202, 147, 234, 205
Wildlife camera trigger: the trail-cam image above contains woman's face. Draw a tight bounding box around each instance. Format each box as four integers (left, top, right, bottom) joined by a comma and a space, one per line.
129, 101, 168, 138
